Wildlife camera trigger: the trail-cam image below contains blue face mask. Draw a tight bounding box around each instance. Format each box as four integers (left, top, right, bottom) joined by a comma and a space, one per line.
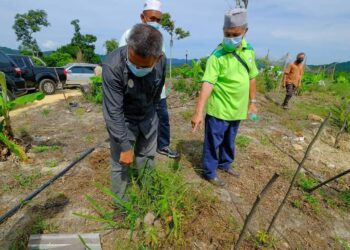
126, 53, 154, 78
223, 36, 243, 52
147, 21, 161, 30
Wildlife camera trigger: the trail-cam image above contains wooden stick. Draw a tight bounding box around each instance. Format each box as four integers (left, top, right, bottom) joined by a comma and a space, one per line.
334, 101, 350, 148
233, 173, 280, 250
308, 168, 350, 193
267, 113, 331, 234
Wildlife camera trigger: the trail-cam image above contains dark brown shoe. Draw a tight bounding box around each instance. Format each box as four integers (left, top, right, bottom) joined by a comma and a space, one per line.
223, 168, 240, 178
207, 177, 226, 187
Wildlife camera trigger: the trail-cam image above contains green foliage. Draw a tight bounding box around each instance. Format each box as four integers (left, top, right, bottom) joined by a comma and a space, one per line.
43, 51, 73, 67
13, 9, 50, 55
70, 19, 100, 64
335, 238, 350, 250
303, 194, 321, 214
13, 171, 41, 188
85, 76, 103, 104
104, 39, 119, 54
75, 167, 200, 248
330, 98, 350, 133
0, 92, 45, 116
31, 145, 60, 153
340, 190, 350, 208
297, 174, 318, 191
236, 135, 251, 149
251, 230, 277, 249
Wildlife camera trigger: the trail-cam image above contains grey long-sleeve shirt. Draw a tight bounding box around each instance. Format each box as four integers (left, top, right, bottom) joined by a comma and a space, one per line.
102, 46, 166, 151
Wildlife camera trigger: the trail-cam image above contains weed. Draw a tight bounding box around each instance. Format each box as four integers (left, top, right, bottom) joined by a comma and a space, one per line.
46, 159, 59, 168
292, 199, 302, 209
340, 190, 350, 208
236, 135, 251, 149
13, 171, 41, 188
251, 230, 278, 249
75, 167, 206, 248
297, 174, 318, 191
41, 108, 51, 117
85, 135, 95, 144
180, 111, 192, 121
303, 194, 321, 214
75, 107, 86, 117
32, 145, 60, 153
259, 135, 270, 146
335, 237, 350, 250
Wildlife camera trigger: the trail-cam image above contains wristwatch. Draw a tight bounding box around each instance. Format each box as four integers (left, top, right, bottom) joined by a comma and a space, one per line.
250, 99, 257, 104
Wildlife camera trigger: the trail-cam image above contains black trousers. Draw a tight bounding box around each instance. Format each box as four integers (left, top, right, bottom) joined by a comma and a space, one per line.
283, 83, 296, 106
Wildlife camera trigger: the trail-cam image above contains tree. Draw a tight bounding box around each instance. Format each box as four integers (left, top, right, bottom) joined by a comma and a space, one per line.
43, 51, 73, 67
160, 13, 190, 78
13, 9, 50, 56
69, 19, 100, 64
104, 39, 119, 54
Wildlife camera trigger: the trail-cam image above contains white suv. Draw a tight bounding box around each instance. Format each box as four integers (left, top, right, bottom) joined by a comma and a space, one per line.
64, 63, 97, 88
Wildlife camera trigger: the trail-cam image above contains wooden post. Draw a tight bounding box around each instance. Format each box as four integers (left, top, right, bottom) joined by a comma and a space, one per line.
267, 113, 331, 234
233, 173, 280, 250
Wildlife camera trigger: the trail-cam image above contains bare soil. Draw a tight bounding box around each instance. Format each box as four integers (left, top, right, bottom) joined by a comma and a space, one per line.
0, 89, 349, 249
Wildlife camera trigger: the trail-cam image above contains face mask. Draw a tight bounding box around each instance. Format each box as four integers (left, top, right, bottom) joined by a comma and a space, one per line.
296, 58, 304, 63
147, 21, 161, 30
223, 36, 243, 52
126, 54, 154, 77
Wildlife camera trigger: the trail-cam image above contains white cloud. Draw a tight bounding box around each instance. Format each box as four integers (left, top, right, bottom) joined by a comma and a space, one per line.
42, 40, 60, 50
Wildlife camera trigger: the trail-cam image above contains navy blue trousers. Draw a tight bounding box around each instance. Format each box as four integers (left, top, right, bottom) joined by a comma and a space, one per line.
156, 98, 170, 150
203, 115, 241, 179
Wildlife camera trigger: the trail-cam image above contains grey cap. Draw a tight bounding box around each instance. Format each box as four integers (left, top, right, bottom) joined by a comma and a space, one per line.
223, 8, 247, 29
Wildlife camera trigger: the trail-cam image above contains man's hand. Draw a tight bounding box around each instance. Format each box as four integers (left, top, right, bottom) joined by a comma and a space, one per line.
191, 112, 204, 132
119, 149, 134, 166
248, 103, 258, 115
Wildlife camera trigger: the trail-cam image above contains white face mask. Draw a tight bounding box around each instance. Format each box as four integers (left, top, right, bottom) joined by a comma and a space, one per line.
222, 36, 243, 52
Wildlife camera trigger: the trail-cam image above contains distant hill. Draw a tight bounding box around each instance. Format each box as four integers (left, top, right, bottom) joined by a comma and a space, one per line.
0, 46, 20, 55
308, 61, 350, 72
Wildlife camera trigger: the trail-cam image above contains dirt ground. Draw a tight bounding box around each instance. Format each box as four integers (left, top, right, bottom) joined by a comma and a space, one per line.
0, 89, 349, 249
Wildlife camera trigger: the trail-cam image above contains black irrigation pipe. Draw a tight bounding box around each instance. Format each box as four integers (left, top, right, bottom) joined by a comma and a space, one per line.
0, 139, 108, 225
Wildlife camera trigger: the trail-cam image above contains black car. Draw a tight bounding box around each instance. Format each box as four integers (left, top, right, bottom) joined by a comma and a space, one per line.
0, 51, 27, 100
8, 55, 67, 95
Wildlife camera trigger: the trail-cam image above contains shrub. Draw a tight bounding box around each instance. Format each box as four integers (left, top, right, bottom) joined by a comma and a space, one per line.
85, 76, 103, 104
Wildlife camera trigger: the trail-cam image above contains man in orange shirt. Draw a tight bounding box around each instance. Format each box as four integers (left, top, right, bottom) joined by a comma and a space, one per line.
282, 52, 305, 109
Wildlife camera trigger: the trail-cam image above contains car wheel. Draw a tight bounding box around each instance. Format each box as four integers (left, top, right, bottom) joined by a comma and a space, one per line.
39, 79, 56, 95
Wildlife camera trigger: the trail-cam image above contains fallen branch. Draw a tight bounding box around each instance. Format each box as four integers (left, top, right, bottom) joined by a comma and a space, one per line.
267, 113, 331, 234
308, 168, 350, 193
233, 173, 280, 250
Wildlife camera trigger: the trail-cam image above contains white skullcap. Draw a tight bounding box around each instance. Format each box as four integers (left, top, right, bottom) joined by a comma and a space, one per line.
143, 0, 162, 12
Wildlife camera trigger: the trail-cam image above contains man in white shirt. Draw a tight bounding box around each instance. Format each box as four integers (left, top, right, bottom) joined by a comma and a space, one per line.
119, 0, 179, 159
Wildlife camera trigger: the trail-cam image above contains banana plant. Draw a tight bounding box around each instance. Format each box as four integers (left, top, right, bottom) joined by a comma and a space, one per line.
0, 71, 45, 161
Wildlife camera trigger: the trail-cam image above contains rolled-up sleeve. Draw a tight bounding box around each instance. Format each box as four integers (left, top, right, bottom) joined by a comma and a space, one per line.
102, 63, 131, 151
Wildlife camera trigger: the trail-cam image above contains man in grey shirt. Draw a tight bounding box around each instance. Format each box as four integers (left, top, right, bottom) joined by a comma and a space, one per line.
102, 24, 165, 201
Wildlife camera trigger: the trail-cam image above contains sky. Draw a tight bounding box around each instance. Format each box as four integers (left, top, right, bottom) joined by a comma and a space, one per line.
1, 0, 349, 65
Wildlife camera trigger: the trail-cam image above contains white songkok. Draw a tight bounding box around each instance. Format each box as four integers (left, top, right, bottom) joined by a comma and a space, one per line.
143, 0, 162, 12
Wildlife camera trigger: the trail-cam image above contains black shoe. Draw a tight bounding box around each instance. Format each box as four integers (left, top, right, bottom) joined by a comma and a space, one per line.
222, 168, 240, 178
157, 147, 180, 158
207, 177, 226, 187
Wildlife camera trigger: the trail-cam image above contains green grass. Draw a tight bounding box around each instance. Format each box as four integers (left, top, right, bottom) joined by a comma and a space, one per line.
340, 190, 350, 209
303, 194, 321, 214
41, 108, 51, 117
236, 135, 251, 149
13, 171, 42, 188
297, 174, 318, 191
46, 159, 59, 168
251, 230, 278, 249
31, 145, 60, 153
75, 166, 212, 248
180, 111, 192, 121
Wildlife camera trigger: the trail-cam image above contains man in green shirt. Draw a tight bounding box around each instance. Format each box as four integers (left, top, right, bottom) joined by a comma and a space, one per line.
191, 8, 259, 186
